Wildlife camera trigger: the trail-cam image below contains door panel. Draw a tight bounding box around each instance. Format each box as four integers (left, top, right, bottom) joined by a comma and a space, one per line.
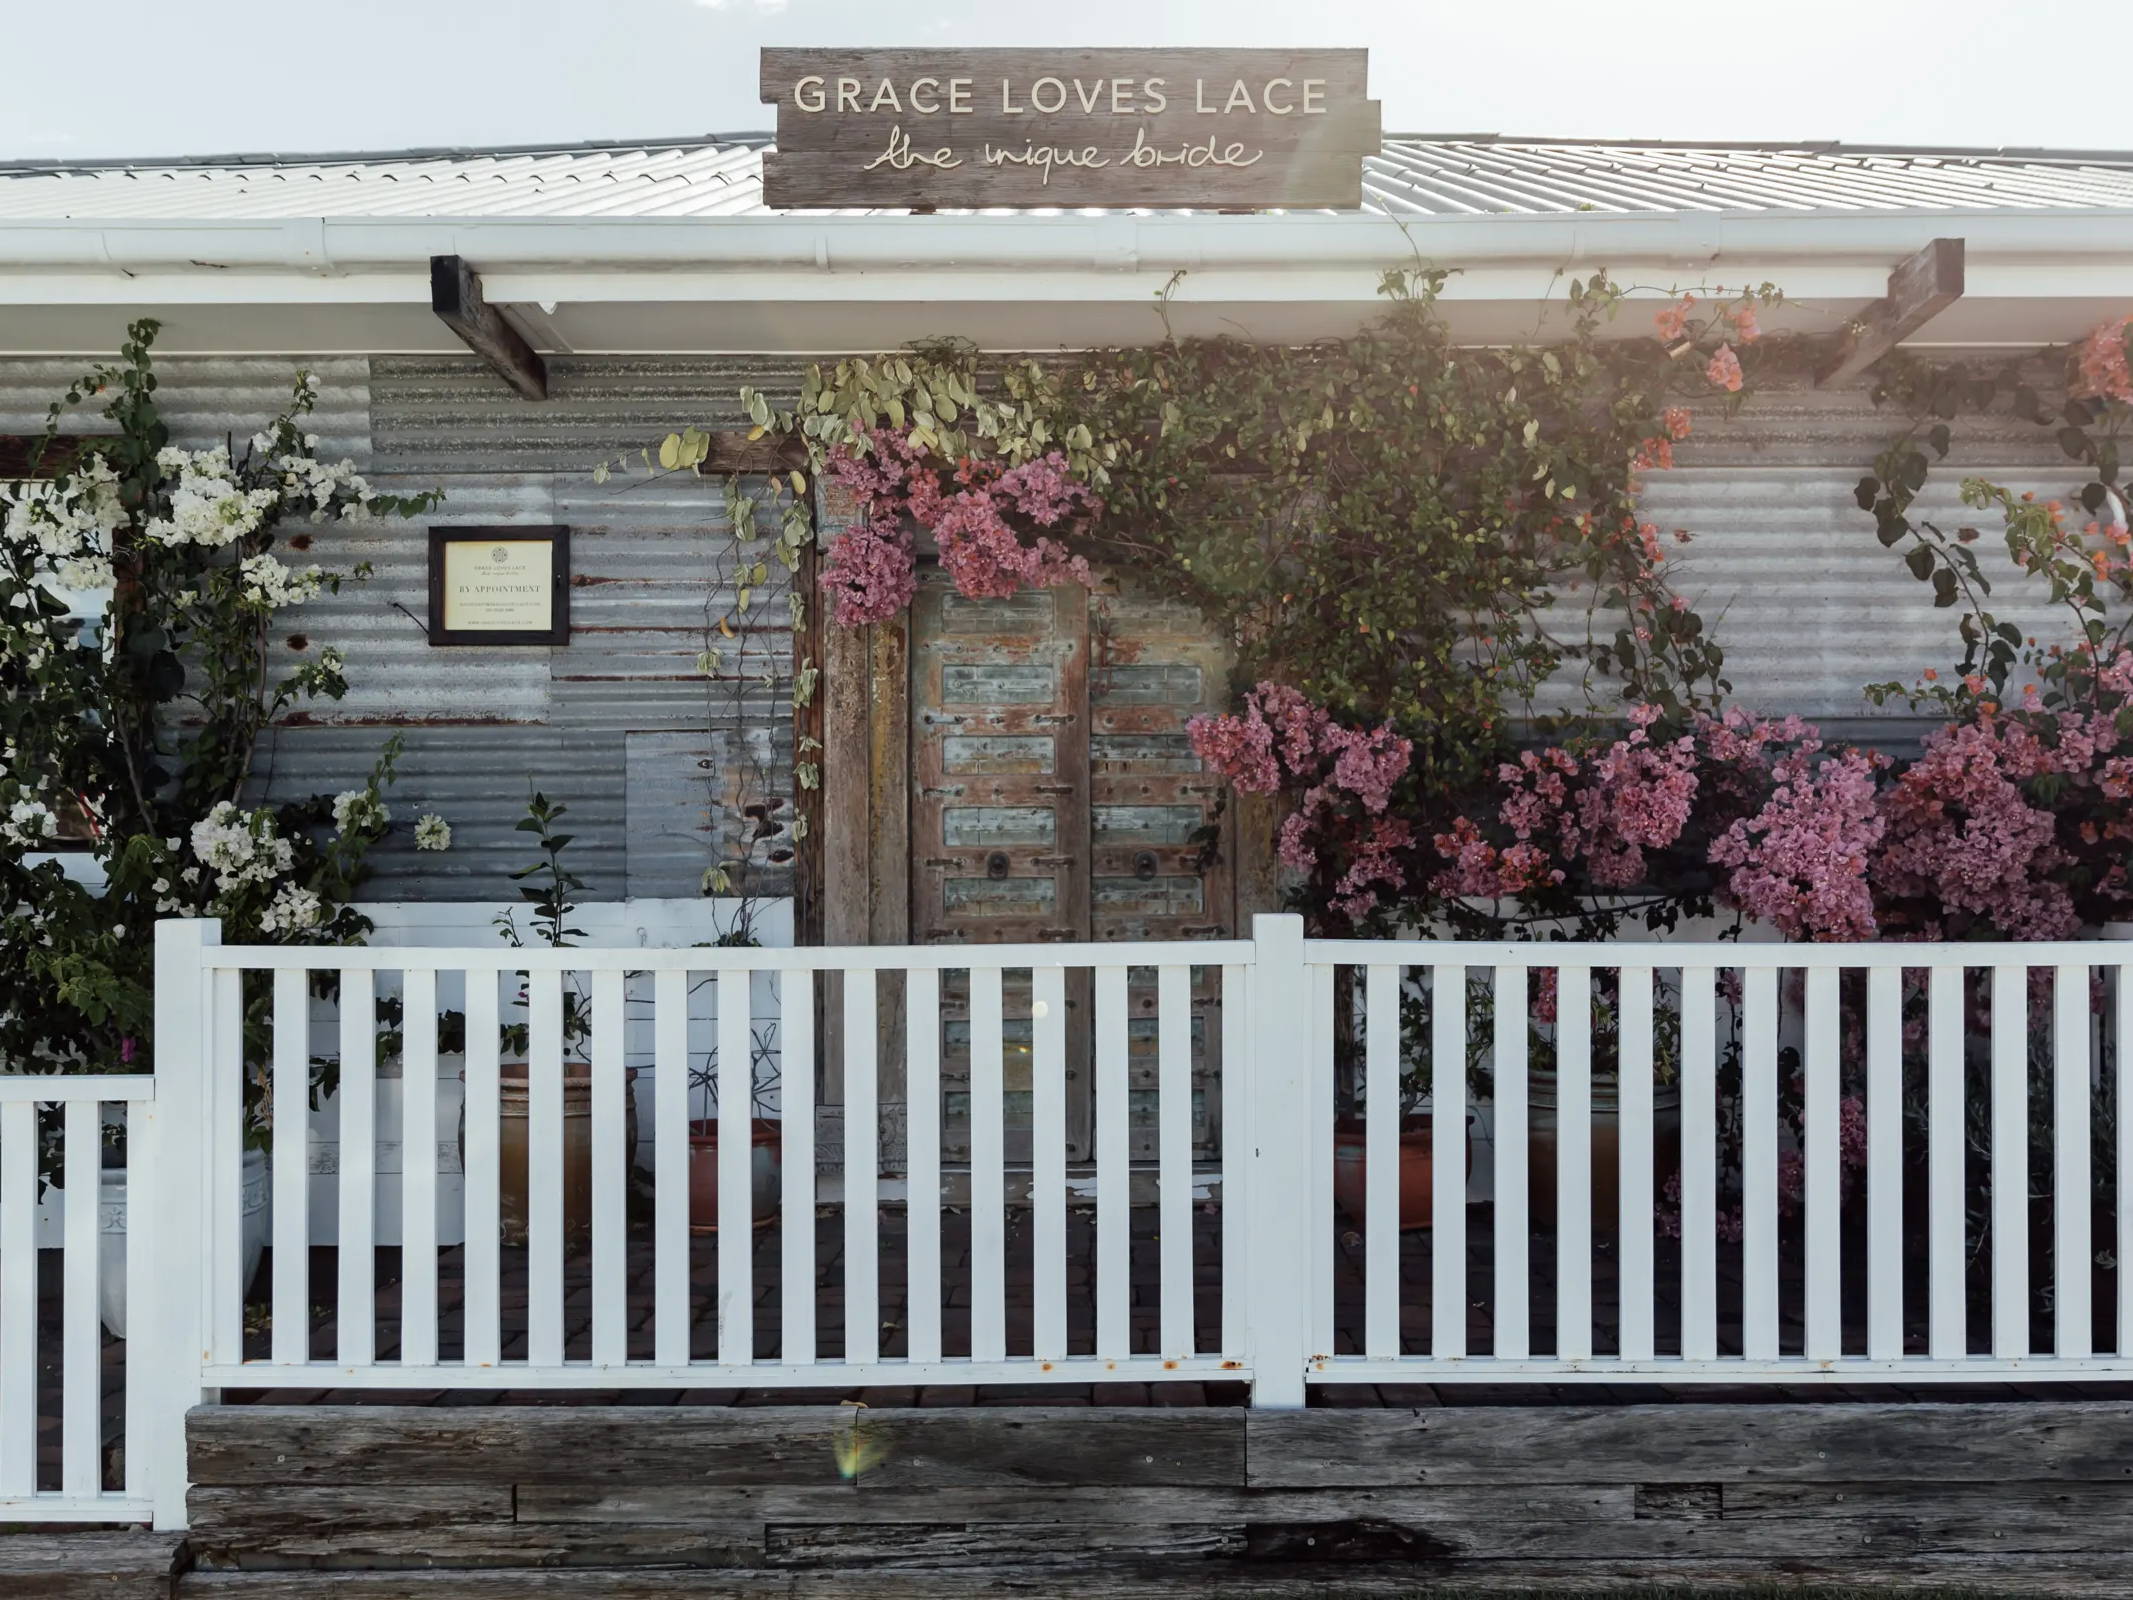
909, 569, 1230, 1164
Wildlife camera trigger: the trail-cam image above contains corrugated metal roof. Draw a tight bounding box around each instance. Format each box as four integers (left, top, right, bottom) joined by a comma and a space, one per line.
3, 134, 2132, 219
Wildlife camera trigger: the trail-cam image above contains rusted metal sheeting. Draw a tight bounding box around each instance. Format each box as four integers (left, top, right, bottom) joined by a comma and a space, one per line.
0, 356, 371, 463
177, 353, 804, 902
368, 355, 803, 472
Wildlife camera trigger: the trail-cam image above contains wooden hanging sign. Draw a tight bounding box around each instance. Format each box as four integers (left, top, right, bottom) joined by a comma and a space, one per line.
760, 48, 1377, 210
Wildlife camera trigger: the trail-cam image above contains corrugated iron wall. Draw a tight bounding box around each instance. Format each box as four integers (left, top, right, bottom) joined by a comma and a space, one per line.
1646, 371, 2075, 726
2, 351, 2095, 902
1, 353, 797, 902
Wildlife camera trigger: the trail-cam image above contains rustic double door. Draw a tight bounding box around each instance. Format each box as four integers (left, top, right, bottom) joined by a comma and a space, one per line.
906, 569, 1235, 1165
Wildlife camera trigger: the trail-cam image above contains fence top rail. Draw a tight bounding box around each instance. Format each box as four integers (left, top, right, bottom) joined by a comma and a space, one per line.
0, 1073, 156, 1103
1303, 937, 2129, 970
195, 939, 1258, 975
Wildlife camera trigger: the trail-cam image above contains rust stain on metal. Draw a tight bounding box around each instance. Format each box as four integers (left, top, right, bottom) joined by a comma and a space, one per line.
277, 711, 531, 728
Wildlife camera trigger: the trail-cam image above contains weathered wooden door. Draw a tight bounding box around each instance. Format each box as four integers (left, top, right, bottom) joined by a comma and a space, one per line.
908, 569, 1233, 1163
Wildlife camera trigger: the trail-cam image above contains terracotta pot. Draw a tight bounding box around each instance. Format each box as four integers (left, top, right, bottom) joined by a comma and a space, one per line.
1332, 1116, 1471, 1231
1525, 1072, 1682, 1225
459, 1062, 638, 1246
687, 1117, 783, 1233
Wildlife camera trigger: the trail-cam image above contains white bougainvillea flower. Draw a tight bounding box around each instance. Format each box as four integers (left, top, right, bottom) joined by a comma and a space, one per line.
331, 789, 389, 836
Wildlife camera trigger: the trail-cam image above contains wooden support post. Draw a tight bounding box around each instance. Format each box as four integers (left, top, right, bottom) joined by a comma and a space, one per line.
1815, 237, 1965, 387
429, 255, 548, 401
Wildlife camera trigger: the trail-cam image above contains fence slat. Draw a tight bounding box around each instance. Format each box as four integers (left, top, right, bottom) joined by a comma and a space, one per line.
780, 970, 817, 1366
1681, 965, 1717, 1363
591, 969, 628, 1367
1094, 964, 1130, 1361
527, 967, 566, 1369
1310, 959, 1336, 1361
969, 964, 1007, 1364
0, 1099, 32, 1496
1803, 964, 1841, 1362
2121, 963, 2133, 1359
1866, 964, 1903, 1363
1741, 966, 1779, 1362
401, 969, 441, 1369
462, 971, 501, 1368
2054, 962, 2091, 1361
843, 969, 879, 1366
61, 1099, 99, 1497
1158, 963, 1194, 1361
337, 967, 377, 1367
1990, 960, 2029, 1362
718, 968, 754, 1367
210, 966, 244, 1366
1616, 965, 1655, 1363
1492, 965, 1529, 1361
1363, 963, 1399, 1362
1033, 964, 1068, 1364
270, 968, 309, 1366
905, 968, 941, 1365
1432, 963, 1467, 1361
652, 969, 690, 1367
1928, 964, 1966, 1360
1220, 963, 1247, 1359
1555, 966, 1592, 1362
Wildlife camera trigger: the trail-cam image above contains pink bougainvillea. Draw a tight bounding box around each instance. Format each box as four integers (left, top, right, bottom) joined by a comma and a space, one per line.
1873, 714, 2086, 940
1708, 743, 1884, 941
1436, 704, 1697, 897
2072, 313, 2133, 406
1705, 344, 1744, 393
1188, 682, 1414, 922
820, 512, 918, 626
818, 428, 1100, 625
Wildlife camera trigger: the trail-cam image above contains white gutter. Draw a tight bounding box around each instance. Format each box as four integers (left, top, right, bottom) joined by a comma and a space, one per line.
0, 208, 2130, 278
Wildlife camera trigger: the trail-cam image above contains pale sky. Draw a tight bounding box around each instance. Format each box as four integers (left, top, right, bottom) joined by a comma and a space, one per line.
2, 0, 2123, 162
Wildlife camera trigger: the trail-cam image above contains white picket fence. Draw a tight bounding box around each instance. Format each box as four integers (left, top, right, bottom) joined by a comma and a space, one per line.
0, 1072, 168, 1525
3, 914, 2132, 1528
1305, 938, 2133, 1386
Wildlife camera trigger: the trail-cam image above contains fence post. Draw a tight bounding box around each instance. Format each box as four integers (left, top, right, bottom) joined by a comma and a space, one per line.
1245, 913, 1314, 1407
136, 918, 219, 1530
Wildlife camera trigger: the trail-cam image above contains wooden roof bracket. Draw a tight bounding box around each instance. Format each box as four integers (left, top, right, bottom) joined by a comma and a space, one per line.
430, 254, 548, 401
1815, 236, 1965, 387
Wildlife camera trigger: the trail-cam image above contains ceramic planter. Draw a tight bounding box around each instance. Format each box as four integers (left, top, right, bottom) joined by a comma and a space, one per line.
1331, 1114, 1471, 1231
1525, 1070, 1682, 1223
459, 1063, 639, 1246
100, 1147, 268, 1338
687, 1117, 783, 1232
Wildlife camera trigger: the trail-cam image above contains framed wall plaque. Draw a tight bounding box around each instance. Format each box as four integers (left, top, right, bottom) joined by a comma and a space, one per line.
427, 526, 570, 646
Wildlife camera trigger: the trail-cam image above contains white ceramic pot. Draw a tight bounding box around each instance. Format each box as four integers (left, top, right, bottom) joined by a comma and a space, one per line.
99, 1147, 269, 1339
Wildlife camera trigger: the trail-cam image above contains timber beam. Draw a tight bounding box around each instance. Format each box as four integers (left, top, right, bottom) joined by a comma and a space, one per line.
429, 254, 548, 401
1815, 236, 1965, 387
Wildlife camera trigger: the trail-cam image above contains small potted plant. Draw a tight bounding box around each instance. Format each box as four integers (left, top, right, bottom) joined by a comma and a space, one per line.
1523, 971, 1684, 1223
1331, 968, 1486, 1231
460, 792, 636, 1245
686, 1010, 783, 1233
